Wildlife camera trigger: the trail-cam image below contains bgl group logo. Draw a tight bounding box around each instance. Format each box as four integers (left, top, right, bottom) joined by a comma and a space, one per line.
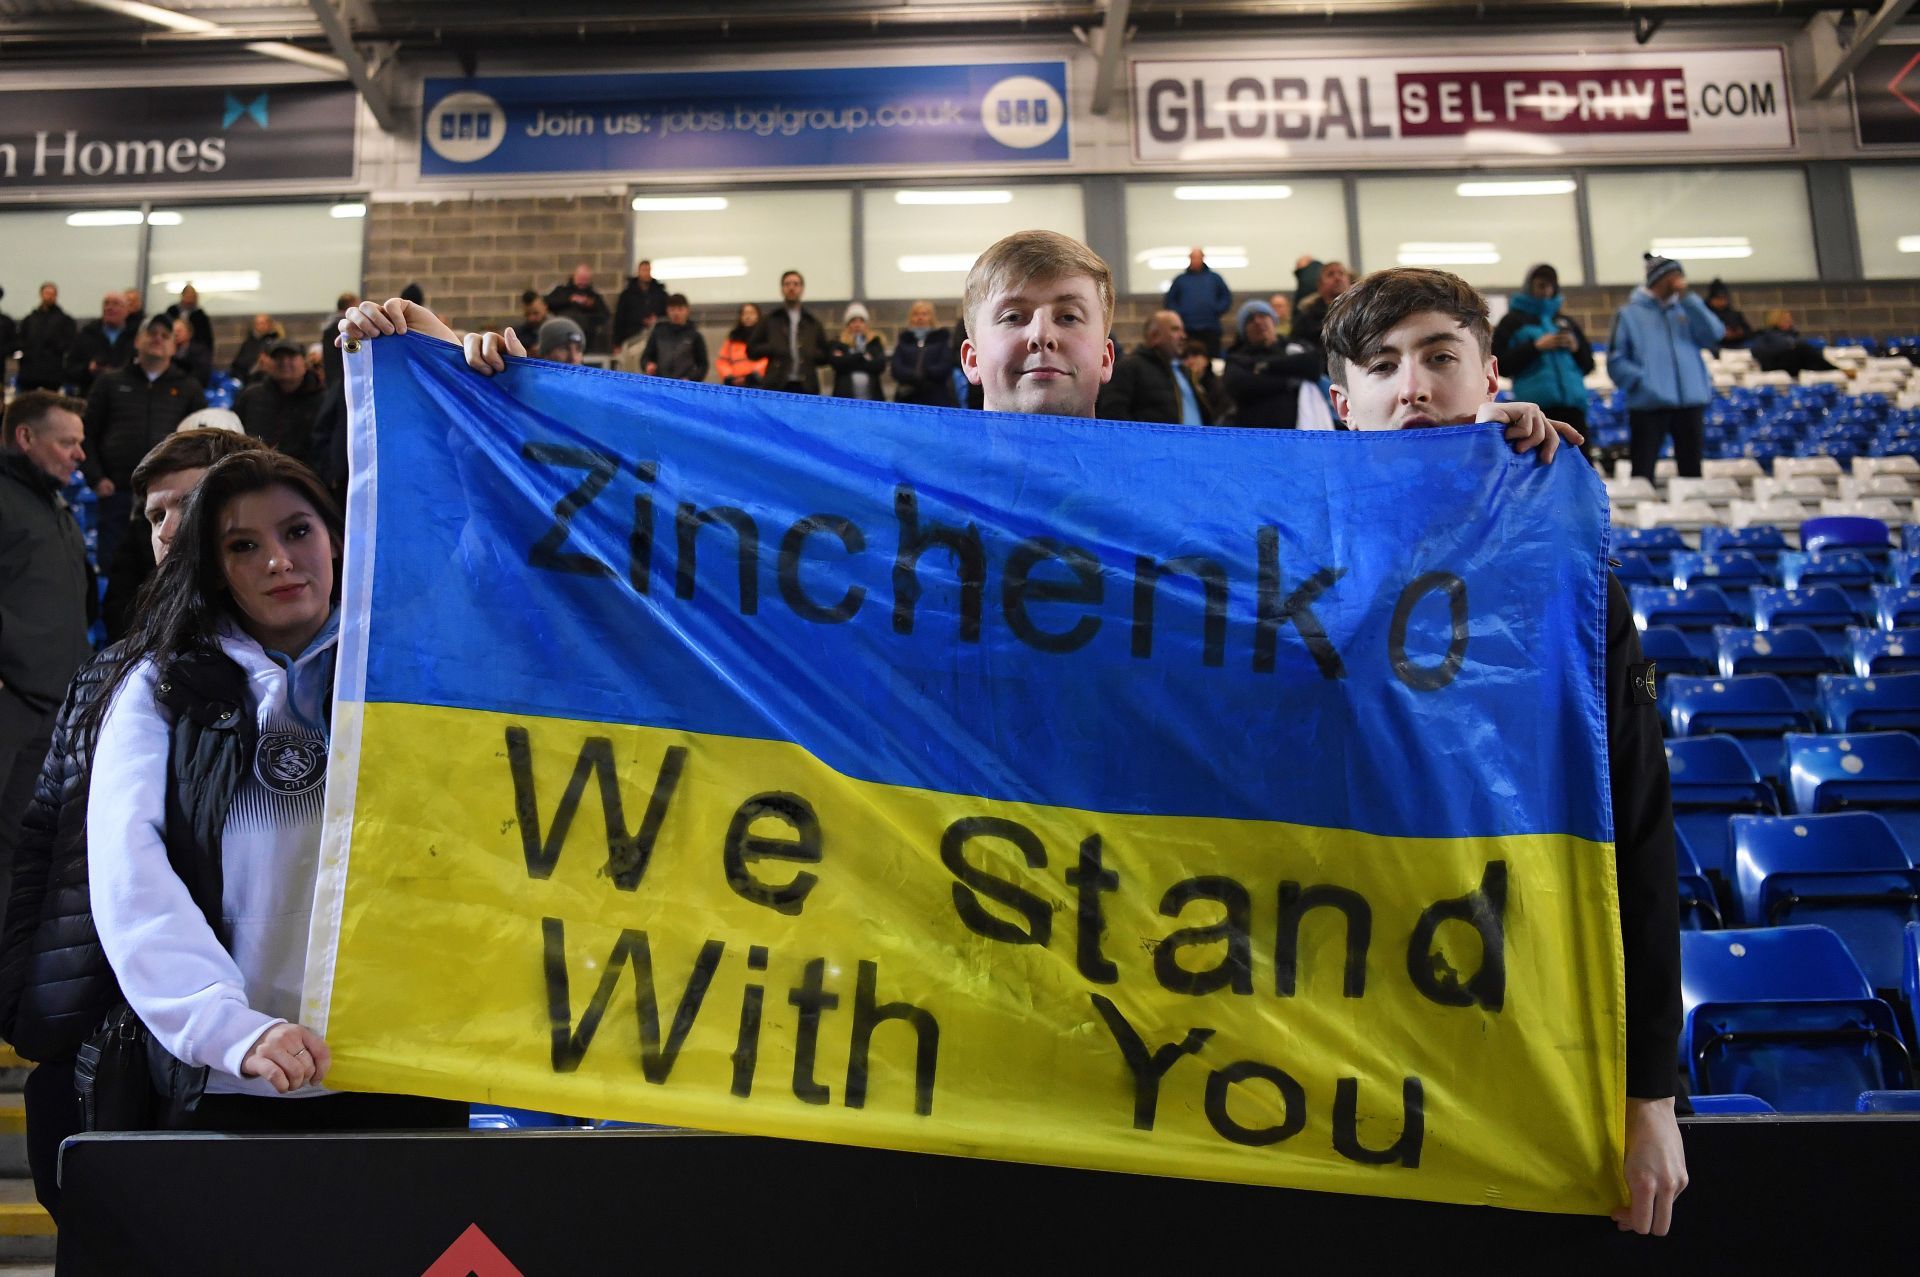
980, 75, 1065, 149
425, 90, 507, 164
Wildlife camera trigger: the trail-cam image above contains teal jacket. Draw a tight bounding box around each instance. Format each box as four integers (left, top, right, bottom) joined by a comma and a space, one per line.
1495, 292, 1593, 408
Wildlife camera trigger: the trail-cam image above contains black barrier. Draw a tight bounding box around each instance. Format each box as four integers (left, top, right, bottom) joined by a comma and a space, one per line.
55, 1116, 1916, 1274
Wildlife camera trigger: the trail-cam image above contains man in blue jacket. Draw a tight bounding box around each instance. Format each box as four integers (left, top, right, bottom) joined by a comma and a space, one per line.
1163, 248, 1232, 357
1607, 253, 1724, 481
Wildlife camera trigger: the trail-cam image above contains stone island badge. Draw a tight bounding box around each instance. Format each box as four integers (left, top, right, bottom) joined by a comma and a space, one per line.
1630, 662, 1658, 705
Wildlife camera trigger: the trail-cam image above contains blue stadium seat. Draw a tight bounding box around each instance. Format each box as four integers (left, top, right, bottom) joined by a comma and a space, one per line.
1780, 551, 1882, 615
1714, 627, 1843, 716
1816, 673, 1920, 733
1854, 1090, 1920, 1113
1890, 552, 1920, 587
1674, 827, 1722, 930
1611, 552, 1665, 588
1850, 626, 1920, 677
1749, 586, 1860, 635
1730, 812, 1920, 986
1664, 674, 1812, 788
1671, 551, 1772, 591
1689, 1093, 1776, 1114
1800, 516, 1893, 561
1902, 525, 1920, 557
1680, 926, 1912, 1111
1615, 526, 1688, 570
1872, 584, 1920, 631
467, 1106, 582, 1129
1784, 731, 1920, 859
1631, 585, 1746, 632
1703, 525, 1788, 567
1638, 626, 1714, 678
1666, 734, 1780, 880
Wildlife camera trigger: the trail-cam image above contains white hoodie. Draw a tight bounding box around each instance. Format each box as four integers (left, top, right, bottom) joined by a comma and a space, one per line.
88, 616, 336, 1097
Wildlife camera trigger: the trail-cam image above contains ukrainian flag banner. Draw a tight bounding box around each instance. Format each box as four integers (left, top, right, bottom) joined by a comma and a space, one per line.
307, 334, 1624, 1213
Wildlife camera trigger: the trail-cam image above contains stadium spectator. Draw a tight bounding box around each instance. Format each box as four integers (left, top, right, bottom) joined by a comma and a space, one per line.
0, 390, 91, 909
122, 289, 144, 330
228, 314, 284, 384
399, 283, 426, 307
1291, 256, 1322, 306
62, 291, 136, 396
640, 293, 709, 382
614, 259, 670, 349
321, 292, 358, 391
102, 414, 248, 640
166, 283, 216, 365
1098, 310, 1213, 426
235, 339, 324, 464
1492, 264, 1596, 438
0, 289, 14, 389
1264, 292, 1294, 343
1322, 265, 1682, 1237
1607, 253, 1724, 481
1703, 279, 1752, 348
715, 303, 768, 388
748, 270, 829, 394
81, 450, 467, 1133
1163, 247, 1233, 357
16, 283, 75, 393
828, 304, 887, 400
955, 232, 1115, 417
82, 314, 209, 566
546, 262, 611, 352
1751, 309, 1840, 376
890, 300, 957, 407
512, 291, 550, 351
170, 317, 213, 388
1183, 339, 1233, 424
1291, 260, 1351, 350
0, 427, 264, 1218
1224, 299, 1321, 428
537, 316, 586, 365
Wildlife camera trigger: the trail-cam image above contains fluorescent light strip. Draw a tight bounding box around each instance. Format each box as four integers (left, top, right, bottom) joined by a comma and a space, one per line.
1397, 242, 1500, 266
1455, 179, 1575, 198
897, 254, 981, 273
329, 203, 368, 219
650, 256, 749, 280
632, 196, 729, 212
1145, 254, 1250, 270
145, 211, 182, 226
1652, 236, 1754, 261
893, 190, 1012, 206
1173, 184, 1292, 201
66, 210, 144, 227
1899, 236, 1920, 254
152, 271, 261, 295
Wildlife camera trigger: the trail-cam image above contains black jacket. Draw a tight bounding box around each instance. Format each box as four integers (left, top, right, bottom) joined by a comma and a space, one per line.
0, 452, 92, 712
81, 363, 209, 489
165, 305, 215, 362
1291, 294, 1332, 350
1604, 571, 1684, 1099
828, 336, 887, 400
228, 331, 280, 384
545, 283, 611, 351
1223, 340, 1321, 429
1097, 344, 1213, 426
614, 278, 669, 348
890, 329, 957, 407
748, 306, 829, 394
0, 642, 250, 1085
0, 311, 15, 387
17, 304, 76, 390
63, 320, 137, 396
235, 372, 324, 464
639, 322, 709, 382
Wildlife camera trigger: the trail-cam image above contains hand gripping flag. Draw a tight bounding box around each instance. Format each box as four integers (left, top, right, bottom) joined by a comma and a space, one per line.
306, 334, 1626, 1213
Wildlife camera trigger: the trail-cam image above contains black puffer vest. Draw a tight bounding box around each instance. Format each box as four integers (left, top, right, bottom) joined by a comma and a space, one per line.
0, 643, 252, 1080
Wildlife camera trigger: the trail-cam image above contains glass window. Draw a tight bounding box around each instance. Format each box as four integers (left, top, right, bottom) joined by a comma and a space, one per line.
1123, 179, 1347, 298
1355, 174, 1582, 290
862, 184, 1085, 302
1586, 168, 1816, 285
146, 202, 364, 317
631, 189, 853, 307
1851, 165, 1920, 281
0, 209, 142, 326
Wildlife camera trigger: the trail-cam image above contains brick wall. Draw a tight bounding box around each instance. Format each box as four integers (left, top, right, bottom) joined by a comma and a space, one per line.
363, 195, 631, 336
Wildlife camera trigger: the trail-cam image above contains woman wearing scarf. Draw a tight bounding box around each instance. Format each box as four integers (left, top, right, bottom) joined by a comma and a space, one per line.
828, 303, 888, 400
1492, 263, 1595, 439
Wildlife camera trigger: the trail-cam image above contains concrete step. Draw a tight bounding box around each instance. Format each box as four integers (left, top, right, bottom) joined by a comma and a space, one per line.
0, 1181, 53, 1263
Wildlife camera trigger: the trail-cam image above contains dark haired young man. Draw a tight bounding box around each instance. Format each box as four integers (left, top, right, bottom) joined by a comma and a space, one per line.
1323, 266, 1688, 1238
748, 270, 828, 394
640, 293, 710, 382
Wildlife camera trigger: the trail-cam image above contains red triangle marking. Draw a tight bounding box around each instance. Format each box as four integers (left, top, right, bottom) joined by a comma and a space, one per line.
1886, 48, 1920, 119
420, 1222, 525, 1277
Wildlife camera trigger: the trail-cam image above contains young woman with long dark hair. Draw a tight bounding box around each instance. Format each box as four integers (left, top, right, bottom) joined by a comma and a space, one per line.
80, 450, 462, 1131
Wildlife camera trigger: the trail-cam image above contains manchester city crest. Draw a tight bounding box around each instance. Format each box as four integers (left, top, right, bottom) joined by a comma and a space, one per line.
255, 732, 327, 796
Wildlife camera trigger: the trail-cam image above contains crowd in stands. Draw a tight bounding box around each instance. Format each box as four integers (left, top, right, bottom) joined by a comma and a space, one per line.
3, 226, 1919, 1245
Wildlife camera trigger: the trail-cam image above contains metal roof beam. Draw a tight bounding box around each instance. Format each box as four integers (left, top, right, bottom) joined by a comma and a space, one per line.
1812, 0, 1920, 99
1089, 0, 1133, 117
304, 0, 401, 134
